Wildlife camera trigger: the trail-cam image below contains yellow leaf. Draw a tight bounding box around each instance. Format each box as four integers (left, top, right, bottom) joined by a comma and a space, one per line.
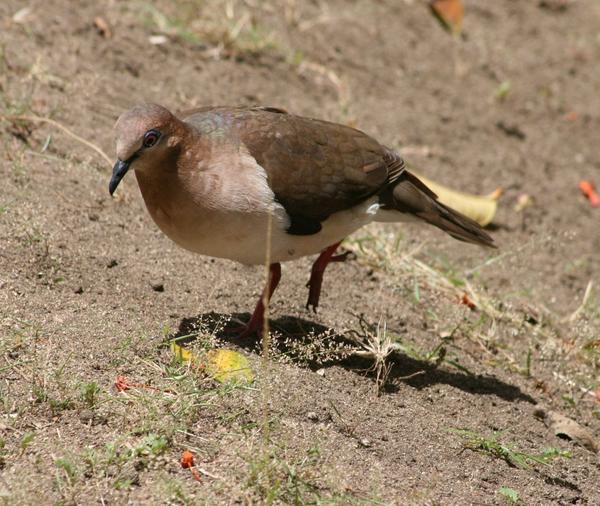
206, 349, 254, 384
414, 172, 501, 227
170, 340, 254, 384
171, 340, 194, 362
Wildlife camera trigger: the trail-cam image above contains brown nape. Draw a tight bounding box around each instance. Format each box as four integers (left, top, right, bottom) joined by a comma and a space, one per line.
383, 170, 496, 248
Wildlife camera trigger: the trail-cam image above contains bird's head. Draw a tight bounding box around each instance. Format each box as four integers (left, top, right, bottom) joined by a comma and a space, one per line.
110, 103, 182, 195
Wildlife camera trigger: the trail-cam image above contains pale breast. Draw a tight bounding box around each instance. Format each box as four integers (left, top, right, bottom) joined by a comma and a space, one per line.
134, 151, 380, 265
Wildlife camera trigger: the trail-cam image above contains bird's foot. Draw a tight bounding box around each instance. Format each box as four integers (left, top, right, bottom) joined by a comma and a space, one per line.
222, 302, 266, 339
224, 263, 281, 339
330, 249, 356, 263
305, 295, 319, 313
223, 320, 262, 340
223, 304, 268, 339
305, 274, 323, 313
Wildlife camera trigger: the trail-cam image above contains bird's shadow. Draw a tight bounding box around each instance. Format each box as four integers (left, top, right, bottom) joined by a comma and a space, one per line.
169, 311, 536, 405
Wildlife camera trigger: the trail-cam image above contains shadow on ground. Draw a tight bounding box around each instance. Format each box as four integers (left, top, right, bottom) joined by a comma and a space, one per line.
170, 312, 536, 405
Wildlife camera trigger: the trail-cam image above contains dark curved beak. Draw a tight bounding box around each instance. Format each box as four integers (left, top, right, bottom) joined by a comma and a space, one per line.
109, 158, 132, 196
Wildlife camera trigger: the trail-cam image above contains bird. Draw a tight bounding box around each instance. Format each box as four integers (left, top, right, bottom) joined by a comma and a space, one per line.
110, 103, 495, 338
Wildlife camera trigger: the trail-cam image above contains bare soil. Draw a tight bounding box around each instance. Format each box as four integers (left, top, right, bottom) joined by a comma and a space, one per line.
1, 1, 599, 504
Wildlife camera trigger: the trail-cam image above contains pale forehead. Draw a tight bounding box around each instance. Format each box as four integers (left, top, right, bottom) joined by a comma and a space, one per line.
115, 103, 172, 136
114, 103, 172, 159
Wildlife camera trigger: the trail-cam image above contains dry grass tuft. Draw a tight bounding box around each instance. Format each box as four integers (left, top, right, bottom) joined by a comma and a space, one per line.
347, 320, 395, 395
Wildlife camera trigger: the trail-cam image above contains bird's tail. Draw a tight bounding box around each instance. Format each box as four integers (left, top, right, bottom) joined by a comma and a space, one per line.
380, 170, 496, 248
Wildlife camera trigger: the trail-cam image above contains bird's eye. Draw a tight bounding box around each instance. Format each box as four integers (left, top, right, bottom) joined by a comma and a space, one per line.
143, 129, 161, 148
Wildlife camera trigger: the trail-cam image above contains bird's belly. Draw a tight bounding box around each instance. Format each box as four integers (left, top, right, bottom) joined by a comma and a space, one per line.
149, 198, 380, 265
149, 206, 276, 265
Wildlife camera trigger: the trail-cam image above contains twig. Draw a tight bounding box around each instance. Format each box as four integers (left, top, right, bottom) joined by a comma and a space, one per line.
24, 150, 65, 163
0, 114, 112, 167
0, 359, 32, 374
197, 466, 222, 479
395, 370, 426, 381
562, 280, 593, 323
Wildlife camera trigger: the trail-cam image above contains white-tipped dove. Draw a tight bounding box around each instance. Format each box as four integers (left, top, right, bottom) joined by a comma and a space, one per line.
110, 104, 494, 337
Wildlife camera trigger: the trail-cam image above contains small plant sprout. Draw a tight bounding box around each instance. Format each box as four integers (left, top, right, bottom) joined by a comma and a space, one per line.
55, 457, 78, 486
451, 429, 572, 469
495, 80, 512, 100
19, 432, 35, 454
498, 486, 521, 505
81, 381, 101, 408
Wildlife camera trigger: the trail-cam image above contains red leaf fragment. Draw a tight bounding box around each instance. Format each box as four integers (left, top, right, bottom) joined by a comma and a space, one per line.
115, 375, 130, 392
460, 293, 476, 310
181, 450, 202, 482
430, 0, 464, 34
579, 180, 600, 207
114, 375, 164, 393
181, 450, 195, 468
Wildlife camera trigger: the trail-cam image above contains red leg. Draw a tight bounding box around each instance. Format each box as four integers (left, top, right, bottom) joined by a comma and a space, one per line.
306, 241, 346, 312
228, 263, 281, 339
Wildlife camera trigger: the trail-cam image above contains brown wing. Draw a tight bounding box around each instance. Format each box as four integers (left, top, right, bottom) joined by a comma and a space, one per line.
234, 108, 403, 233
181, 106, 403, 234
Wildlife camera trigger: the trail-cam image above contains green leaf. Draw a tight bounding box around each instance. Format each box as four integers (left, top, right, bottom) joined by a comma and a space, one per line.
498, 486, 519, 504
496, 80, 512, 100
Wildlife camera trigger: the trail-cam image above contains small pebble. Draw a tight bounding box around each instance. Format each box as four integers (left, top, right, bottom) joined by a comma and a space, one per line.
149, 35, 169, 45
151, 282, 164, 292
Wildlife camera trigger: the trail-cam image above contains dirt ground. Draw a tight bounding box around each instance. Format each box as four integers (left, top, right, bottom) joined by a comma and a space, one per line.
1, 0, 599, 504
